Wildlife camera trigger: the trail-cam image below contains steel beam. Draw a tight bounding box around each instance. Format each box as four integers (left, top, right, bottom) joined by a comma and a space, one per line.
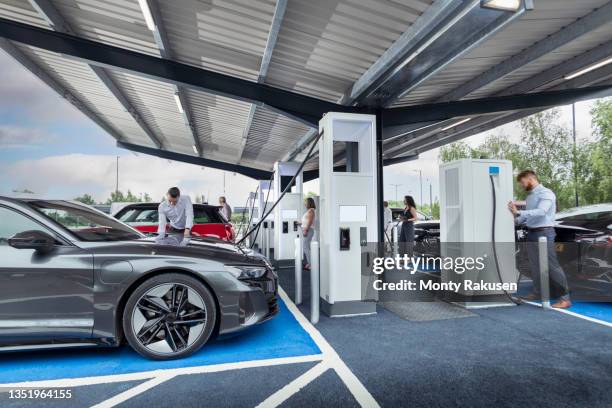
0, 17, 353, 128
383, 121, 439, 141
238, 0, 288, 163
296, 0, 520, 164
147, 0, 201, 155
358, 1, 526, 107
343, 0, 465, 105
301, 153, 418, 182
27, 0, 163, 149
385, 43, 612, 156
286, 0, 466, 162
382, 85, 612, 127
0, 38, 125, 143
400, 62, 612, 155
116, 141, 272, 180
438, 1, 612, 102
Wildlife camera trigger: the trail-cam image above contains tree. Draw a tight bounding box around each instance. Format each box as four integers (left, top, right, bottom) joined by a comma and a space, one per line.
518, 109, 574, 207
12, 188, 34, 194
438, 105, 610, 210
105, 190, 142, 204
74, 194, 96, 205
439, 141, 472, 162
419, 200, 440, 219
584, 99, 612, 203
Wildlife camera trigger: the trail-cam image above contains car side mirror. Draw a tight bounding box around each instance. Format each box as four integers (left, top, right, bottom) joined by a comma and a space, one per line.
8, 230, 56, 252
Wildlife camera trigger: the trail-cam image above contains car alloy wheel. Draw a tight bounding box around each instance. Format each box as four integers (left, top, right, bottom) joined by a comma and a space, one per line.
124, 274, 216, 360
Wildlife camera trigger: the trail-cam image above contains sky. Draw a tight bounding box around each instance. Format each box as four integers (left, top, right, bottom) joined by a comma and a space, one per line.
0, 48, 599, 207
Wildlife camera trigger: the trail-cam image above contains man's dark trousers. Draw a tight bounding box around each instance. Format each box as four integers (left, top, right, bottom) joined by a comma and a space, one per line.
525, 227, 570, 301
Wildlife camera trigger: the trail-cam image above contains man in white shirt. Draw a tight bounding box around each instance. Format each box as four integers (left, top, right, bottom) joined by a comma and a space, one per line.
219, 196, 232, 222
383, 201, 393, 243
158, 187, 194, 238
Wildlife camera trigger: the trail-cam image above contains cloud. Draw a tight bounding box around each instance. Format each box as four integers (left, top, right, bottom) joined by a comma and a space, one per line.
0, 49, 88, 125
0, 153, 259, 205
0, 125, 58, 148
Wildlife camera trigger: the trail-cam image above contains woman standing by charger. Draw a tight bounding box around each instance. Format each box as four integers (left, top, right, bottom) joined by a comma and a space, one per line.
398, 195, 418, 255
301, 197, 316, 270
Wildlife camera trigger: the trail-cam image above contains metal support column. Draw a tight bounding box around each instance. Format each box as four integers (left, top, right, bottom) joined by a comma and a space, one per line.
538, 236, 551, 310
310, 240, 320, 324
294, 237, 303, 305
376, 110, 385, 245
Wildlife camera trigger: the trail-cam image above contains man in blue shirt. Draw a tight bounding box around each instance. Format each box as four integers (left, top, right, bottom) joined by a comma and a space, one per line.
508, 170, 571, 308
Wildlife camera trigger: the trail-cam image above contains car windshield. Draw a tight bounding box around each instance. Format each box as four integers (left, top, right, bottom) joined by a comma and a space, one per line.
116, 205, 225, 224
117, 207, 159, 224
29, 200, 143, 242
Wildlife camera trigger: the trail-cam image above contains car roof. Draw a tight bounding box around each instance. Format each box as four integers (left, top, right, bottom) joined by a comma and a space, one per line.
118, 202, 219, 210
556, 203, 612, 219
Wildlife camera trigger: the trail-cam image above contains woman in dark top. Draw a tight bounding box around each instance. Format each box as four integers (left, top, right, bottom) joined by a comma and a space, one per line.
398, 195, 418, 254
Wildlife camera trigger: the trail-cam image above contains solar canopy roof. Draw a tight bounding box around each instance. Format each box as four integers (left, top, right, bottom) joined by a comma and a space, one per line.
0, 0, 611, 179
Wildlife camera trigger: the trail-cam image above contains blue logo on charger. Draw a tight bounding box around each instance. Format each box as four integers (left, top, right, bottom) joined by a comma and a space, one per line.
489, 166, 500, 175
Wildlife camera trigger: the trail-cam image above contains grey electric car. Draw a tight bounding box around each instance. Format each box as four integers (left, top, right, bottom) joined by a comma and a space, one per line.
0, 197, 278, 360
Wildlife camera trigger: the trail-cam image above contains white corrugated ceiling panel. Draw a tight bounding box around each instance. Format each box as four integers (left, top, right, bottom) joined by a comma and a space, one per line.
184, 87, 253, 165
53, 0, 160, 55
265, 0, 433, 102
241, 107, 311, 169
17, 44, 154, 147
393, 0, 611, 106
0, 0, 48, 27
158, 0, 276, 81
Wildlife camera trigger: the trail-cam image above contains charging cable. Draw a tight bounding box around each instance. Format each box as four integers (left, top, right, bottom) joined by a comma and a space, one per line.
249, 170, 275, 249
236, 130, 324, 247
489, 175, 521, 305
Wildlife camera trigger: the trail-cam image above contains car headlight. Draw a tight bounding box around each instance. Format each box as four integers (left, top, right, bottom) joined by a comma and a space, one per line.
225, 265, 267, 279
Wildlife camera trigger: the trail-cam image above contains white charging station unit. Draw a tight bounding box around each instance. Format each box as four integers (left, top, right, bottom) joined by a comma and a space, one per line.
319, 113, 378, 317
439, 159, 517, 307
252, 179, 273, 252
273, 162, 303, 263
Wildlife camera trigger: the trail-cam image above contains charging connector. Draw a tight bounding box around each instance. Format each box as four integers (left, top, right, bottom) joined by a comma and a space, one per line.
489, 174, 521, 305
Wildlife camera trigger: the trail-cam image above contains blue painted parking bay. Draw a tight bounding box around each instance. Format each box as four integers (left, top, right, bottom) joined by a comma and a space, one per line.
0, 299, 320, 384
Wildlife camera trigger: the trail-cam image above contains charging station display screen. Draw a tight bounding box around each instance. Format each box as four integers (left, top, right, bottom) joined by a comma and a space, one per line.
281, 209, 298, 220
339, 205, 367, 222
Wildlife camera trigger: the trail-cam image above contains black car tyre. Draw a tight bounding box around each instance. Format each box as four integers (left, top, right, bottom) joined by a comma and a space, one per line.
123, 273, 217, 360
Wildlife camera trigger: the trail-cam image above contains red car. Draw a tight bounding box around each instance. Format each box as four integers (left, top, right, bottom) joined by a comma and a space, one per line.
114, 203, 234, 241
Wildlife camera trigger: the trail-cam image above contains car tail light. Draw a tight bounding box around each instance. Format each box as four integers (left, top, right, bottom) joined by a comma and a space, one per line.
225, 224, 234, 242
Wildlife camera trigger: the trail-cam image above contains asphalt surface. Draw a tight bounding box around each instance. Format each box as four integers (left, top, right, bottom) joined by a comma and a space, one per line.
1, 265, 610, 407
284, 267, 612, 408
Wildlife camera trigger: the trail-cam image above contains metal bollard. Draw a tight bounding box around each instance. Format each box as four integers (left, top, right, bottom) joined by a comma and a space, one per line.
263, 223, 270, 259
538, 236, 551, 310
294, 236, 302, 305
310, 240, 320, 324
392, 223, 399, 257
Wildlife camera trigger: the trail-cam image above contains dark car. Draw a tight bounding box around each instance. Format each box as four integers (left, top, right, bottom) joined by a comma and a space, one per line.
114, 202, 235, 242
0, 197, 277, 360
390, 208, 432, 222
555, 203, 612, 232
409, 208, 612, 300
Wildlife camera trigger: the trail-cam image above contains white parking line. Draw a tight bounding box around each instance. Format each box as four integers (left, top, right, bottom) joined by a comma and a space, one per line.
2, 285, 379, 408
255, 361, 330, 408
0, 354, 323, 389
90, 374, 175, 408
278, 288, 380, 408
524, 301, 612, 327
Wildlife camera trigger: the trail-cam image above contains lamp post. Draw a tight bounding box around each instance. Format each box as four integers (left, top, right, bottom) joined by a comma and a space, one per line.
115, 156, 119, 195
412, 170, 423, 209
389, 183, 402, 205
427, 179, 433, 217
572, 103, 579, 207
